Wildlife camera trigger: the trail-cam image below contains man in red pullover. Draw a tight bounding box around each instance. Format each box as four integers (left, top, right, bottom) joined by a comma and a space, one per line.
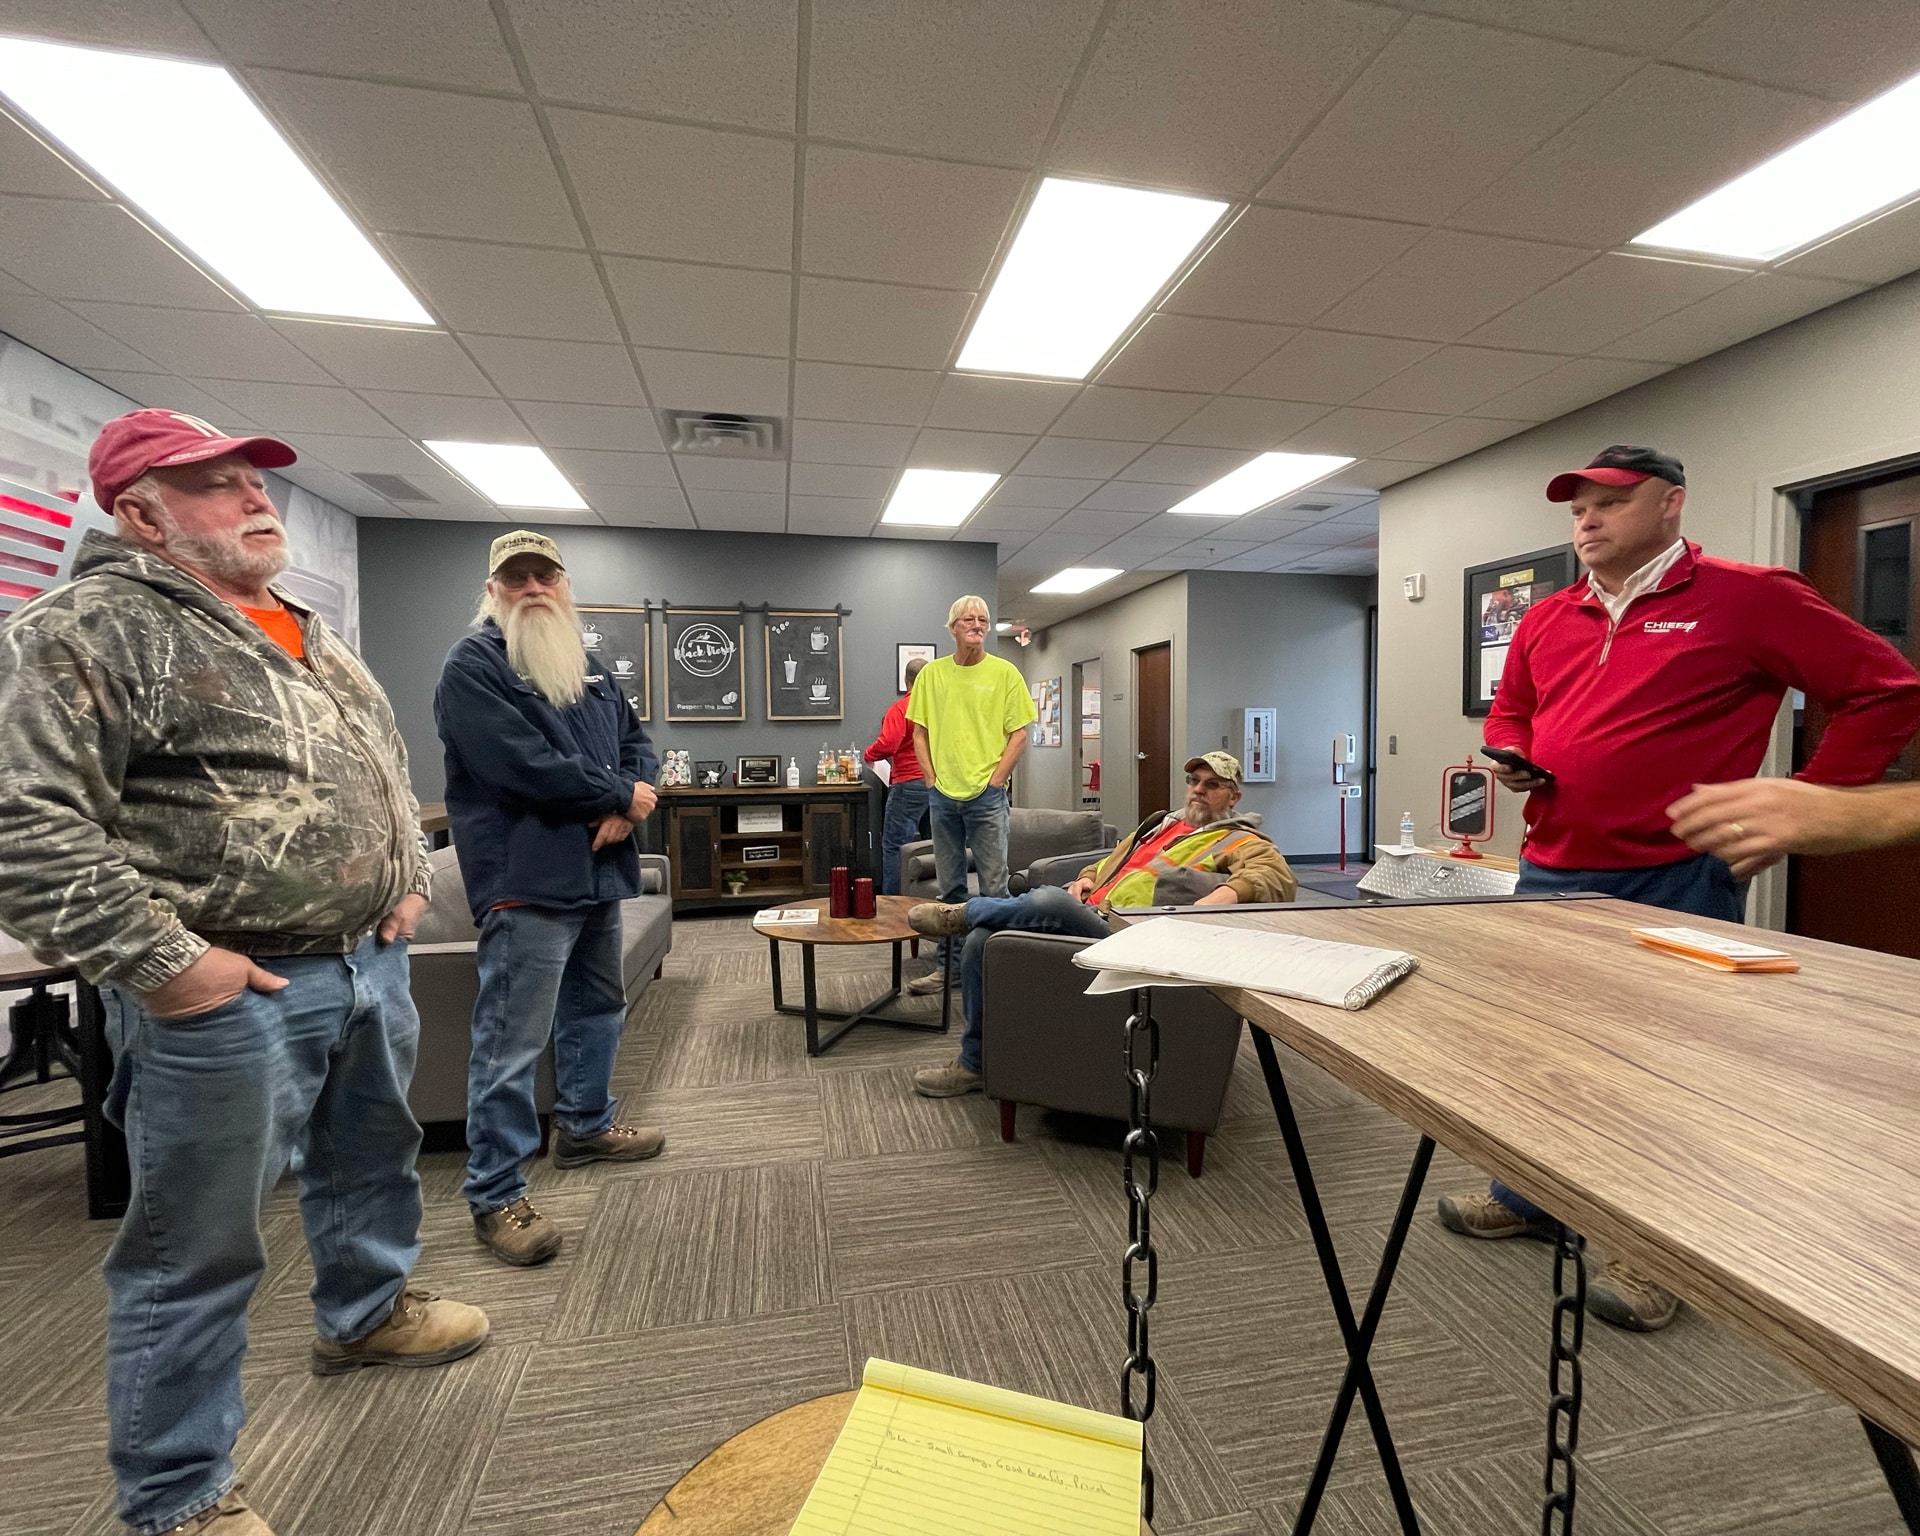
1438, 444, 1920, 1332
866, 656, 929, 896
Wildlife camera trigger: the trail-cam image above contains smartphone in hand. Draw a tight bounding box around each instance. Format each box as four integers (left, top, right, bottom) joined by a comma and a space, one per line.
1480, 745, 1555, 784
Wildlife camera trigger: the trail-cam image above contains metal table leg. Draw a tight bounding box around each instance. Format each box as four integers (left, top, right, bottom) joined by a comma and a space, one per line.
77, 982, 128, 1221
1863, 1418, 1920, 1534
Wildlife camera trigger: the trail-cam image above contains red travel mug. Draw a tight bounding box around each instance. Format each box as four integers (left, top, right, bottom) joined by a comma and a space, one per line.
829, 865, 850, 918
852, 876, 875, 919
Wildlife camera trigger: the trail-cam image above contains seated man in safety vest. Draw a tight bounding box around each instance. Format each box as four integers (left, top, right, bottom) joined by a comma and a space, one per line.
908, 751, 1296, 1097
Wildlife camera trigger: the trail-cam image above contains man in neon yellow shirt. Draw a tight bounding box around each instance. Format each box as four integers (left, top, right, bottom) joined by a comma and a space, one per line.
905, 595, 1036, 995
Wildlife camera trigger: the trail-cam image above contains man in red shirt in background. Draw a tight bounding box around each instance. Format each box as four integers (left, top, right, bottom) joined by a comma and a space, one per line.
1438, 444, 1920, 1332
867, 655, 929, 896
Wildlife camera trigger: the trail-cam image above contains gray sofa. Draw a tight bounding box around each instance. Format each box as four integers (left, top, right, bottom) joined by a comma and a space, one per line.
405, 844, 674, 1126
900, 807, 1118, 901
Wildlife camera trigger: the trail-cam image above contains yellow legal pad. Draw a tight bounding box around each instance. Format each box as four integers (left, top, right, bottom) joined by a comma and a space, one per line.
789, 1358, 1143, 1536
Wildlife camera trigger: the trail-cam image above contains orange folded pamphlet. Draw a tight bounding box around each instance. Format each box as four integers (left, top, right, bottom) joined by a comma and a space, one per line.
1632, 926, 1799, 973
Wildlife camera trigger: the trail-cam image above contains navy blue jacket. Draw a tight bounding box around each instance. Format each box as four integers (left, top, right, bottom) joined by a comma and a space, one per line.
434, 621, 658, 921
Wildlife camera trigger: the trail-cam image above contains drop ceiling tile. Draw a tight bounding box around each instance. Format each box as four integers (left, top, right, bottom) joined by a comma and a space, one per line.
1050, 508, 1154, 537
1465, 252, 1743, 353
1315, 232, 1593, 343
1211, 551, 1288, 571
790, 462, 893, 498
1077, 482, 1188, 514
0, 302, 160, 373
291, 435, 440, 474
1782, 200, 1920, 285
1321, 457, 1430, 491
792, 362, 940, 425
802, 147, 1026, 290
1096, 535, 1189, 562
280, 465, 407, 517
971, 502, 1067, 533
465, 336, 644, 405
1164, 206, 1425, 326
1471, 357, 1673, 422
1010, 531, 1108, 565
404, 502, 509, 522
1267, 523, 1366, 548
990, 475, 1098, 508
270, 320, 494, 395
382, 237, 619, 342
598, 501, 698, 528
0, 114, 104, 200
64, 304, 332, 383
360, 389, 527, 440
0, 0, 209, 53
1396, 0, 1724, 54
1663, 0, 1920, 100
206, 0, 519, 88
787, 496, 881, 535
923, 375, 1079, 435
550, 449, 678, 487
549, 111, 793, 268
692, 493, 789, 531
195, 380, 394, 437
796, 278, 974, 369
1048, 386, 1207, 441
672, 456, 785, 493
1595, 271, 1866, 365
1278, 406, 1444, 458
1233, 331, 1438, 406
580, 483, 694, 523
81, 371, 229, 422
0, 199, 240, 311
518, 401, 666, 452
808, 0, 1101, 160
1261, 16, 1635, 225
1097, 314, 1294, 394
1230, 512, 1333, 541
909, 428, 1034, 472
634, 349, 789, 415
1353, 346, 1566, 414
1387, 415, 1535, 463
1013, 438, 1144, 479
1160, 397, 1333, 451
507, 0, 795, 130
253, 73, 579, 246
601, 257, 791, 358
789, 419, 917, 466
358, 463, 492, 512
1452, 66, 1843, 249
1117, 444, 1248, 485
1050, 0, 1400, 190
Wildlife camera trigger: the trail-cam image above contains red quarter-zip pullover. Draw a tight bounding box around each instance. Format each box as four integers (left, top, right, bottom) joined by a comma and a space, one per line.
1486, 541, 1920, 870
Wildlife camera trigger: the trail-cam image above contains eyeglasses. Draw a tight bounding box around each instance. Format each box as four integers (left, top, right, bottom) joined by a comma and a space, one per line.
1185, 775, 1232, 792
494, 565, 562, 588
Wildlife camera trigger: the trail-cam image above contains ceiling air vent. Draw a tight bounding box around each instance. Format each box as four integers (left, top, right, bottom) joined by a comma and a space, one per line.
353, 472, 435, 503
1289, 501, 1334, 514
658, 409, 785, 458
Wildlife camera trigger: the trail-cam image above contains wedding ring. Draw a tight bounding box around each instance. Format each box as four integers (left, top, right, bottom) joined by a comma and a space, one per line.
1727, 822, 1746, 837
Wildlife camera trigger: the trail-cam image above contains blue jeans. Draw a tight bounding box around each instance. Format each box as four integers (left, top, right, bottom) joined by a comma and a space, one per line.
957, 887, 1110, 1072
929, 784, 1012, 972
879, 778, 930, 896
1493, 851, 1743, 1224
465, 901, 625, 1214
100, 933, 423, 1535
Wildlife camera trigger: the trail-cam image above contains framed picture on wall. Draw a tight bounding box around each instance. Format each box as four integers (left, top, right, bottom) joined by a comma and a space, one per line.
664, 607, 746, 722
1462, 544, 1579, 718
765, 610, 844, 721
578, 605, 650, 722
897, 642, 936, 693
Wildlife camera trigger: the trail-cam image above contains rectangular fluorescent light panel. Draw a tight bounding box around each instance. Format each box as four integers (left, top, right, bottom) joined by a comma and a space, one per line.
1032, 567, 1122, 595
0, 36, 431, 324
880, 468, 1000, 528
424, 442, 587, 511
1167, 452, 1355, 517
957, 177, 1229, 379
1633, 68, 1920, 261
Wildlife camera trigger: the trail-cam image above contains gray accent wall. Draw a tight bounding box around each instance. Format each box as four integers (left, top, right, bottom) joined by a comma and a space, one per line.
357, 517, 998, 801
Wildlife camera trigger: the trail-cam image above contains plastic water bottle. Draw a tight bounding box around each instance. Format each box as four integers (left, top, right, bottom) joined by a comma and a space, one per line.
1399, 811, 1416, 851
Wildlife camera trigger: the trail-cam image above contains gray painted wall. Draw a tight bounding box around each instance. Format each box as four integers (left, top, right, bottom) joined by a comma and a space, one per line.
357, 517, 998, 801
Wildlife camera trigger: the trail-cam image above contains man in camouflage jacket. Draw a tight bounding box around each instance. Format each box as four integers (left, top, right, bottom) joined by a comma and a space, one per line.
0, 410, 486, 1536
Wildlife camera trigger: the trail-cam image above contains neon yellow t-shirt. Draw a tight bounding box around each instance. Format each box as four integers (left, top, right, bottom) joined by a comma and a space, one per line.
905, 652, 1037, 801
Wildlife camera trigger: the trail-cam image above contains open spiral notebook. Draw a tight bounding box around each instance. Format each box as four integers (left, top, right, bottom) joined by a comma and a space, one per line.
1071, 916, 1419, 1010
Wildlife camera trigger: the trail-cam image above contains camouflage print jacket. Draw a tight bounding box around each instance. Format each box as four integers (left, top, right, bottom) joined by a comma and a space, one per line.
0, 530, 431, 991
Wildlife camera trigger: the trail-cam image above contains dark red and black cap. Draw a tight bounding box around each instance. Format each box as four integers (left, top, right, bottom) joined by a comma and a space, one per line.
1545, 445, 1686, 502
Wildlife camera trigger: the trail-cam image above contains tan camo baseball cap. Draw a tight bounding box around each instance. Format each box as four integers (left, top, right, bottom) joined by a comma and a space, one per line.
1183, 751, 1243, 786
488, 529, 565, 575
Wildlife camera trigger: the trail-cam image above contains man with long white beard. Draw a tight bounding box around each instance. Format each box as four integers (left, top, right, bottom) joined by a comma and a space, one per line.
434, 531, 663, 1266
0, 409, 487, 1536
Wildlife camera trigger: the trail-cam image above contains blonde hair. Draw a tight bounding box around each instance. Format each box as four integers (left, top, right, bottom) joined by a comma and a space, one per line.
947, 594, 990, 627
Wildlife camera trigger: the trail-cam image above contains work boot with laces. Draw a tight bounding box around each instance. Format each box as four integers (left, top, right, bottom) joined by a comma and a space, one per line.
474, 1196, 564, 1266
552, 1121, 666, 1168
907, 901, 970, 938
913, 1057, 983, 1097
1435, 1191, 1553, 1240
165, 1488, 273, 1534
1587, 1263, 1681, 1332
310, 1287, 490, 1375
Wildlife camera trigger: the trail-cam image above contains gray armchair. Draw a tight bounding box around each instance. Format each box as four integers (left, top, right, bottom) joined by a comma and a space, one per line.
900, 807, 1117, 901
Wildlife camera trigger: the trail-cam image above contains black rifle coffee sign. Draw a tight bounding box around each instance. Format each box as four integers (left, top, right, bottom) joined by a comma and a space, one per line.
765, 610, 843, 720
664, 608, 745, 721
578, 606, 649, 722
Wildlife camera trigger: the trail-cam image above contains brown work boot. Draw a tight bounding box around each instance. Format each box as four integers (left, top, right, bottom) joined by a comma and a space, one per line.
474, 1196, 564, 1265
913, 1057, 983, 1097
552, 1121, 666, 1168
310, 1287, 489, 1376
1436, 1191, 1553, 1240
1587, 1263, 1680, 1332
907, 901, 970, 938
165, 1488, 273, 1534
905, 969, 950, 995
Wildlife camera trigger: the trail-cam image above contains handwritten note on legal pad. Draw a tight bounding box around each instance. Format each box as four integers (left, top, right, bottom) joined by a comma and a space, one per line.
1072, 916, 1418, 1010
789, 1358, 1142, 1536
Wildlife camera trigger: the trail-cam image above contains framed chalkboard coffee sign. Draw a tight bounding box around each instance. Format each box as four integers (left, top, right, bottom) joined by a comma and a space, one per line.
664, 607, 745, 721
578, 605, 650, 722
765, 610, 843, 721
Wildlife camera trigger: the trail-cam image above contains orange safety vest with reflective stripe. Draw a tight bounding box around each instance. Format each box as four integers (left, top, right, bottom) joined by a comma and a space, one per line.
1097, 822, 1268, 909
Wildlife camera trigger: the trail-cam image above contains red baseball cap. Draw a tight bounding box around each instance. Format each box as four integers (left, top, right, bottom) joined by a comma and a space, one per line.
89, 408, 297, 513
1545, 444, 1686, 502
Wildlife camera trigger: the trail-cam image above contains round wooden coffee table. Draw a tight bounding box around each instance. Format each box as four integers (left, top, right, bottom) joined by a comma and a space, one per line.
758, 895, 951, 1055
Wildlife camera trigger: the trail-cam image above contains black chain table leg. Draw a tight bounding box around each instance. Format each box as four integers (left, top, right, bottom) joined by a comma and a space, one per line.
1861, 1418, 1920, 1534
1121, 989, 1160, 1529
1541, 1223, 1587, 1535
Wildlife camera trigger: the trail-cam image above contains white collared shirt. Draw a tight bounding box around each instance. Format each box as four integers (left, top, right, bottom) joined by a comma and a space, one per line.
1588, 538, 1686, 626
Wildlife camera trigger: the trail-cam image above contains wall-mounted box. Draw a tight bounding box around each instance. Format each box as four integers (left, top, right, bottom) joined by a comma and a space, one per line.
1237, 707, 1277, 782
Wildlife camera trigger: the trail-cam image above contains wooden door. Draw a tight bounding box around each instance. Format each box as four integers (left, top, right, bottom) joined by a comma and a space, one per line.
670, 803, 720, 899
1135, 642, 1171, 826
1791, 469, 1920, 957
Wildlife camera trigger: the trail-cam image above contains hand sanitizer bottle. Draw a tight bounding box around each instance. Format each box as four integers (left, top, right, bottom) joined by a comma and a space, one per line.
786, 756, 800, 788
1399, 811, 1416, 850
